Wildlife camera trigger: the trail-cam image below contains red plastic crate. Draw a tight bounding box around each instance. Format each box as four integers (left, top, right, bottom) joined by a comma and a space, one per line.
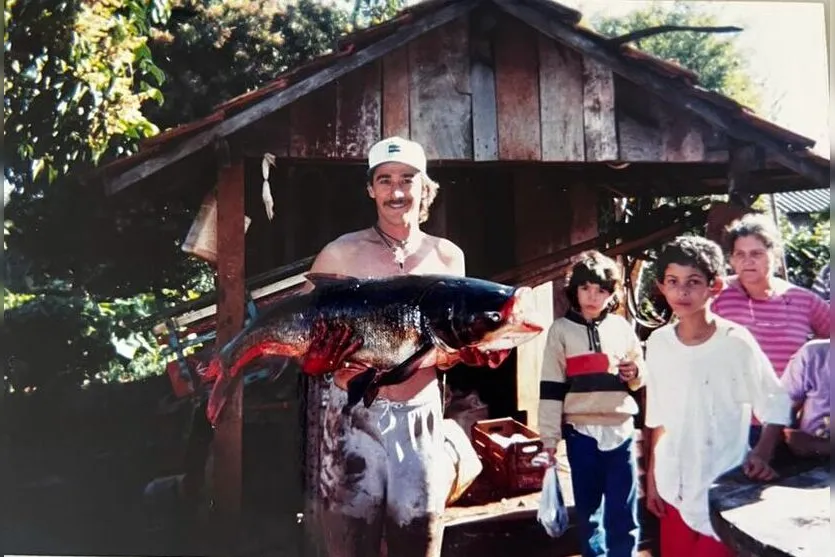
472, 417, 544, 494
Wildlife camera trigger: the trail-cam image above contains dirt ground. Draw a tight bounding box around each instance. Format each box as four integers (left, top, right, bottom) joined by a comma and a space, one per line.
3, 375, 658, 557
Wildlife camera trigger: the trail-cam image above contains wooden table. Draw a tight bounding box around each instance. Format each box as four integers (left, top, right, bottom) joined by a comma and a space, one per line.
708, 458, 830, 557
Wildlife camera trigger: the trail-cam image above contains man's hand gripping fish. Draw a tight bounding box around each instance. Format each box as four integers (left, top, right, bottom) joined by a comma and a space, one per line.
205, 273, 548, 426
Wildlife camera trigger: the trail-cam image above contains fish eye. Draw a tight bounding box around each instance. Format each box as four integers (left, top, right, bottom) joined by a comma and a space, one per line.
485, 311, 502, 323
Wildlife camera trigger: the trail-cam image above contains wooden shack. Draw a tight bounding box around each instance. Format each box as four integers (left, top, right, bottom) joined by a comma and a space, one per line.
85, 0, 829, 551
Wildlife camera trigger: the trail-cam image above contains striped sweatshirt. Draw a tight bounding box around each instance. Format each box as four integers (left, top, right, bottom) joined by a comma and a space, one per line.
711, 277, 830, 376
537, 310, 646, 450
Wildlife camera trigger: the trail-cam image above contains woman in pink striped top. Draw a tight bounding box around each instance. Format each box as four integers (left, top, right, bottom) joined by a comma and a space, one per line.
712, 213, 830, 379
712, 214, 829, 445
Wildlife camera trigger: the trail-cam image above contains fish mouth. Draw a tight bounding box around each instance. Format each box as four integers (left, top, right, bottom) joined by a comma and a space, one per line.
478, 286, 547, 351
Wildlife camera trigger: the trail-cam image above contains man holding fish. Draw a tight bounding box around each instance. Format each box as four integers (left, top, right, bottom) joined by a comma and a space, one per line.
303, 137, 532, 557
204, 136, 547, 556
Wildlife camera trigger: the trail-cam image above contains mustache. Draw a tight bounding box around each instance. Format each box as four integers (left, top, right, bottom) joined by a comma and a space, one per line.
384, 198, 413, 207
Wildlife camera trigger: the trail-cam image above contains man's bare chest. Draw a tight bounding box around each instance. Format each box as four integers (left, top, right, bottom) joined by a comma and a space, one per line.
343, 241, 449, 278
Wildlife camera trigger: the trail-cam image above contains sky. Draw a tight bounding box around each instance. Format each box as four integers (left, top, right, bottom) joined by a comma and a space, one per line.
561, 0, 831, 156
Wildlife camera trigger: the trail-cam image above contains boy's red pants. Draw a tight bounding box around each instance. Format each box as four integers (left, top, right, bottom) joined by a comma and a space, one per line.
660, 504, 734, 557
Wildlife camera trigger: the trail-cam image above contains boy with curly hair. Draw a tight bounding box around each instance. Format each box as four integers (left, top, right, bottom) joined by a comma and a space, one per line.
644, 236, 792, 557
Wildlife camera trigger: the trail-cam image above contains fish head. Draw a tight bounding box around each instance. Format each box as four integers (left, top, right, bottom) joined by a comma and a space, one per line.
421, 277, 548, 353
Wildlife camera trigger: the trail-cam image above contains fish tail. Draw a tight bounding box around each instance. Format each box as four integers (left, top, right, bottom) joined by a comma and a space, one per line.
206, 341, 295, 426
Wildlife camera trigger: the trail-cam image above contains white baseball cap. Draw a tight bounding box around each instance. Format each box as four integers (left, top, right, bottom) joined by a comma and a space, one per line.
367, 136, 427, 174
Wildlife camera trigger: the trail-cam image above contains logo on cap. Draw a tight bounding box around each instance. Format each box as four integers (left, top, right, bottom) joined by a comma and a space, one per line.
387, 143, 401, 154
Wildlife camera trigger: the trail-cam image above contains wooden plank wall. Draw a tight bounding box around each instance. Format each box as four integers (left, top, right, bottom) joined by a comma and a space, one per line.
247, 10, 729, 166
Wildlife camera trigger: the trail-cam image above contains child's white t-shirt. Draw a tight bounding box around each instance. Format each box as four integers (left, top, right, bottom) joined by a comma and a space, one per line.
644, 317, 791, 539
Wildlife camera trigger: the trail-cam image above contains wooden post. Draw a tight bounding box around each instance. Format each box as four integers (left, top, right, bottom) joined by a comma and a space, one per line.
212, 141, 247, 527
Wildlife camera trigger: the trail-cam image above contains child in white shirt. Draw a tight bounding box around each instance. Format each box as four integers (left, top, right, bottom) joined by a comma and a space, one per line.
644, 235, 791, 557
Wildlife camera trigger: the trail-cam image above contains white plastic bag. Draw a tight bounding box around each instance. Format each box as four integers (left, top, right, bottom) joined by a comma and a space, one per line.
537, 465, 569, 538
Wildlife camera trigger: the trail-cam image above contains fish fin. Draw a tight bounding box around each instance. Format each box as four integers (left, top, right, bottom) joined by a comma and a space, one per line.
362, 383, 381, 409
344, 367, 379, 414
304, 272, 355, 289
377, 342, 434, 387
343, 343, 435, 413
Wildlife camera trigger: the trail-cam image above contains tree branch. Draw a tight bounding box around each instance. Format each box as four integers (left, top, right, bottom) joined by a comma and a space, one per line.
607, 25, 743, 47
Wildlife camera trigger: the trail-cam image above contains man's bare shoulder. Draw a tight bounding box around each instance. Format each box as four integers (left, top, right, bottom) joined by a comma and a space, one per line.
323, 229, 372, 253
427, 235, 465, 275
311, 229, 373, 275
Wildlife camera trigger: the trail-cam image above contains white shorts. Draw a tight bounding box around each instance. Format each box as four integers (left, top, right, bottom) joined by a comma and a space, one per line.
316, 380, 452, 557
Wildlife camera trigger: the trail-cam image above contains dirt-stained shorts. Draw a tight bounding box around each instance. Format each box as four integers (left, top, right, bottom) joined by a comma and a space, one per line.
316, 380, 452, 557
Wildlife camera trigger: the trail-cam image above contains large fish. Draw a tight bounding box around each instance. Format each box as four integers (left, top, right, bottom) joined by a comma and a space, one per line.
205, 273, 547, 425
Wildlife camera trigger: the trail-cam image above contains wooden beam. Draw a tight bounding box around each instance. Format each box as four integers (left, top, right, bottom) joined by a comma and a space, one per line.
105, 0, 481, 195
491, 0, 829, 187
493, 221, 689, 289
470, 8, 499, 161
212, 146, 247, 520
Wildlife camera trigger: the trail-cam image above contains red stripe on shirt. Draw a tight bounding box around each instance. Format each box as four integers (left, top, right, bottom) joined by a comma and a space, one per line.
566, 353, 610, 377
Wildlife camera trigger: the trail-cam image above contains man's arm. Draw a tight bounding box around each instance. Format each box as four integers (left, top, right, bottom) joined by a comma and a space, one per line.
739, 332, 792, 479
779, 344, 830, 457
780, 346, 810, 426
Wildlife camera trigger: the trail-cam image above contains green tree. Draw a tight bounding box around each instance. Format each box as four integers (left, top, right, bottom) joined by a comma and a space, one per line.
590, 1, 761, 111
145, 0, 403, 131
4, 0, 169, 191
779, 215, 831, 289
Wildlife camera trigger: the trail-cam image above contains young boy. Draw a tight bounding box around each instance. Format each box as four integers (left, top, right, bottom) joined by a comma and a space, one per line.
780, 338, 830, 458
538, 251, 645, 557
644, 236, 792, 557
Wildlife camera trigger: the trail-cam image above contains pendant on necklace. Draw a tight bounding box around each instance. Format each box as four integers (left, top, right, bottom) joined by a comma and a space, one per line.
393, 246, 406, 269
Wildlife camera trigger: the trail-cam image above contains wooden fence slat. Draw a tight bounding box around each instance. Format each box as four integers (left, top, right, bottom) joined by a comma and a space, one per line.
618, 113, 662, 161
336, 61, 382, 159
382, 48, 410, 138
660, 107, 707, 162
470, 10, 498, 161
582, 57, 618, 161
409, 18, 473, 159
539, 36, 584, 161
495, 17, 541, 160
289, 83, 338, 157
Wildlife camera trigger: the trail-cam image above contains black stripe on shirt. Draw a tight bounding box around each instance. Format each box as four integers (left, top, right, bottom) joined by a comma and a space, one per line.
569, 373, 628, 393
540, 380, 569, 401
